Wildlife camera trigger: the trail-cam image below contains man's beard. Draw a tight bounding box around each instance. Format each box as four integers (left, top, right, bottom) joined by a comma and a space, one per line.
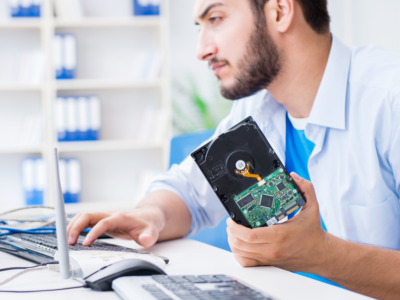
216, 20, 282, 100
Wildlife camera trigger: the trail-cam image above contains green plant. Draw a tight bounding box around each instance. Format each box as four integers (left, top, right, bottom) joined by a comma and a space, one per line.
172, 76, 232, 135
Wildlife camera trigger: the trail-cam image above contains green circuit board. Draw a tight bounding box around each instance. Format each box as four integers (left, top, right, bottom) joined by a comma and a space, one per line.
234, 168, 302, 228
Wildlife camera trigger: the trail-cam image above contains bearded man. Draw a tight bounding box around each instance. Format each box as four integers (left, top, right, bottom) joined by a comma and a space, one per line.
67, 1, 400, 298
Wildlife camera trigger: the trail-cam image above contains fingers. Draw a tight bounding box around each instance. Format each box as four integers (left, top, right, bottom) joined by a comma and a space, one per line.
66, 212, 82, 236
232, 253, 261, 267
228, 234, 267, 255
67, 212, 110, 245
226, 218, 275, 244
137, 226, 159, 248
82, 214, 123, 246
290, 172, 317, 207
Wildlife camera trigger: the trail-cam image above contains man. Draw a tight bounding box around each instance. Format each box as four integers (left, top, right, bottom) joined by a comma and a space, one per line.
67, 0, 400, 298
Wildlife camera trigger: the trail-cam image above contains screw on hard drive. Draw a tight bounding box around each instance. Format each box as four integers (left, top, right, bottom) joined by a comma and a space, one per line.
213, 187, 218, 192
230, 213, 235, 219
269, 149, 275, 155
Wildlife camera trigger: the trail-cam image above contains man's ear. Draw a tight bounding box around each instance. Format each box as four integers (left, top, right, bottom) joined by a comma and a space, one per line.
265, 0, 295, 33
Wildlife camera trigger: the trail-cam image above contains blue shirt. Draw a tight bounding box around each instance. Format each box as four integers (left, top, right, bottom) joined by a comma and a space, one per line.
285, 114, 315, 181
148, 35, 400, 250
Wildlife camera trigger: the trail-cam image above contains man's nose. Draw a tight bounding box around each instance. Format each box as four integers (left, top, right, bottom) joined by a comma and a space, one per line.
196, 34, 217, 62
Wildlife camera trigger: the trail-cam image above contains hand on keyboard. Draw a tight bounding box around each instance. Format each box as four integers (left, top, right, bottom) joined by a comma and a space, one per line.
67, 209, 162, 248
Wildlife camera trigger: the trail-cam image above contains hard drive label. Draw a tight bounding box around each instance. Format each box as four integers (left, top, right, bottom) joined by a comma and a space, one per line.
206, 160, 226, 182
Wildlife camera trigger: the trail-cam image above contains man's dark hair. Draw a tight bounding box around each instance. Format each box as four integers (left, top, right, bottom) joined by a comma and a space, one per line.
249, 0, 330, 34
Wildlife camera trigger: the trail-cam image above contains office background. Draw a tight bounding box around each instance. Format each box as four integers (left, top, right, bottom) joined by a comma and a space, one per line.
0, 0, 399, 212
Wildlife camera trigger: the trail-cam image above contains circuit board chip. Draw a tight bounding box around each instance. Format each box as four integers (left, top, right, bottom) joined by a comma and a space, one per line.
260, 195, 274, 208
237, 194, 254, 208
233, 168, 302, 228
276, 182, 286, 191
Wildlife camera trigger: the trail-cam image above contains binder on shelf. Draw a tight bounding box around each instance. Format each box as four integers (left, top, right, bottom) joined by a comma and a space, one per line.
56, 95, 101, 142
30, 0, 41, 17
56, 97, 67, 142
63, 34, 77, 79
21, 158, 35, 206
67, 159, 81, 203
66, 96, 78, 141
58, 158, 82, 204
77, 96, 89, 141
19, 0, 30, 17
7, 0, 20, 17
58, 158, 68, 202
53, 34, 63, 79
53, 33, 77, 80
21, 157, 45, 206
34, 158, 45, 205
7, 0, 41, 17
88, 96, 101, 141
130, 49, 164, 80
133, 0, 160, 16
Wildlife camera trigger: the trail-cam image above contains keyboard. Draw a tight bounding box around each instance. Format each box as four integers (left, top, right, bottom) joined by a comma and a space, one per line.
19, 233, 150, 254
0, 233, 168, 264
112, 274, 277, 300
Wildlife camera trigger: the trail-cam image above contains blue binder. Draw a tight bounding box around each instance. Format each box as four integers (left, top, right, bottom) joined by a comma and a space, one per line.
30, 0, 41, 17
62, 34, 77, 79
60, 158, 81, 204
54, 34, 77, 80
9, 0, 20, 17
22, 157, 44, 206
65, 97, 78, 141
19, 0, 31, 17
10, 0, 41, 18
77, 96, 90, 141
88, 96, 101, 141
133, 0, 160, 16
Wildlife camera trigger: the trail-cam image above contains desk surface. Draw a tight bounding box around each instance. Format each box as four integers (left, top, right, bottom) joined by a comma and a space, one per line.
0, 238, 373, 300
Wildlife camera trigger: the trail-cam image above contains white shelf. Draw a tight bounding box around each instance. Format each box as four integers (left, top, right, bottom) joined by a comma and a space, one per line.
54, 17, 161, 28
55, 79, 163, 90
0, 0, 171, 208
0, 145, 44, 154
0, 19, 42, 29
0, 83, 43, 91
57, 140, 164, 153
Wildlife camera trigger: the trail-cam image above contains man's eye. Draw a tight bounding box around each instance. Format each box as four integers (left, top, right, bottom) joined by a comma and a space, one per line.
210, 17, 221, 24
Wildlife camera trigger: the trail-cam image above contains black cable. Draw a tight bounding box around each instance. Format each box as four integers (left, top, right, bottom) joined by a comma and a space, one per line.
0, 262, 59, 273
0, 285, 87, 293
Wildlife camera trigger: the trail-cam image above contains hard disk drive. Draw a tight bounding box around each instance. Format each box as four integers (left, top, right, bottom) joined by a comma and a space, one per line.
191, 117, 306, 228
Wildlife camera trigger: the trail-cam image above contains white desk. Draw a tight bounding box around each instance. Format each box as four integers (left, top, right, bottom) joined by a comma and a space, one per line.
0, 238, 373, 300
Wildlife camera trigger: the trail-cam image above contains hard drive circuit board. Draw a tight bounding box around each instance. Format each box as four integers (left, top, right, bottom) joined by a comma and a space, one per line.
234, 168, 302, 228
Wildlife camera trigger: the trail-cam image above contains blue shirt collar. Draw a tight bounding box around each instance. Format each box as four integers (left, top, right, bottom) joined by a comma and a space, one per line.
255, 34, 351, 131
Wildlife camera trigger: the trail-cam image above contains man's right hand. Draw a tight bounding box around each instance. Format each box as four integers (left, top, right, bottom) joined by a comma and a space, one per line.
66, 207, 165, 248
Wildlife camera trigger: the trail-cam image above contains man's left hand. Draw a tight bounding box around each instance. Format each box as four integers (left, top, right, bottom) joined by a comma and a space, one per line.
227, 172, 330, 273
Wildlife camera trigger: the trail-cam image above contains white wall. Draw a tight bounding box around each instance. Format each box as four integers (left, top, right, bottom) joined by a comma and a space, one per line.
169, 0, 400, 109
329, 0, 400, 53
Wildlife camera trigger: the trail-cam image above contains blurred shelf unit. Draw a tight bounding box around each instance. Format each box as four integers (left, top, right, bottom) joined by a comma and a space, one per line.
0, 145, 44, 154
0, 20, 43, 28
54, 16, 162, 28
57, 140, 165, 153
55, 78, 163, 90
0, 0, 171, 209
0, 83, 43, 91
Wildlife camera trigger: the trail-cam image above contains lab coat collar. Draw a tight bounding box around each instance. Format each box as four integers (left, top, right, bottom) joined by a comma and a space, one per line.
307, 34, 351, 131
